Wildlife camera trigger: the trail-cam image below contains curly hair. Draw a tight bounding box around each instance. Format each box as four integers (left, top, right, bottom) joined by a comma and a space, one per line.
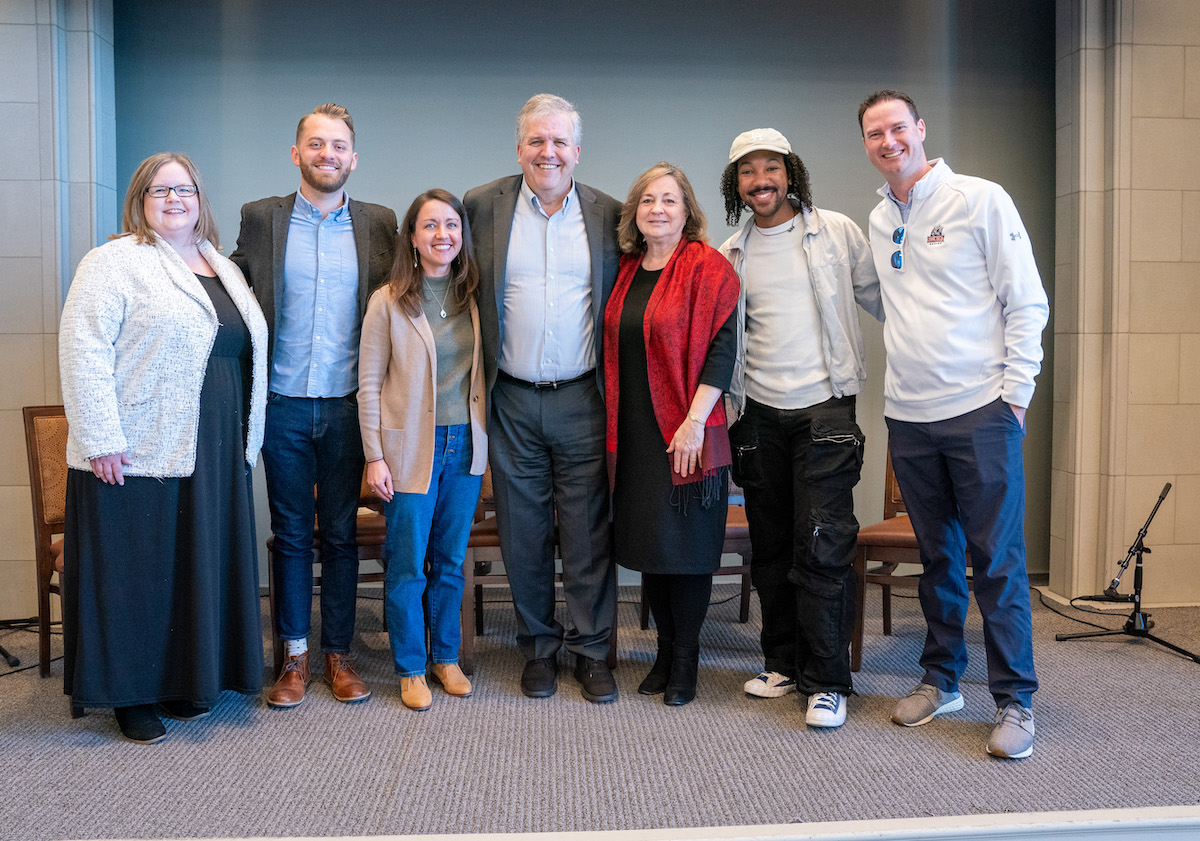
720, 151, 813, 226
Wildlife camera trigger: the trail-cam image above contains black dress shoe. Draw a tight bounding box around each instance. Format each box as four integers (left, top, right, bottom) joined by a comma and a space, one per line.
574, 656, 618, 704
520, 657, 558, 698
114, 704, 166, 744
160, 700, 212, 721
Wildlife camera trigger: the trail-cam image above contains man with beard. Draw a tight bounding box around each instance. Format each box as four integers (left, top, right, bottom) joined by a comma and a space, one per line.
232, 103, 397, 709
718, 128, 882, 728
463, 94, 622, 703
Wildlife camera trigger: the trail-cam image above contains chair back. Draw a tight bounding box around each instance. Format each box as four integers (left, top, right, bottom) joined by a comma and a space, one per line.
23, 406, 69, 542
882, 448, 906, 519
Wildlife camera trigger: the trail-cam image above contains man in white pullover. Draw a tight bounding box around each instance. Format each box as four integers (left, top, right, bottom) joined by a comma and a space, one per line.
718, 129, 882, 729
858, 90, 1049, 759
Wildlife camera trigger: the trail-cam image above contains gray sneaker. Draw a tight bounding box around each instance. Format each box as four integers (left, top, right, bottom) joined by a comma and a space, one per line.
987, 702, 1035, 759
891, 682, 964, 727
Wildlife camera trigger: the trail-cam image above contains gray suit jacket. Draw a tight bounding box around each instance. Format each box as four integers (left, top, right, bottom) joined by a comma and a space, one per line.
230, 192, 398, 368
462, 175, 622, 394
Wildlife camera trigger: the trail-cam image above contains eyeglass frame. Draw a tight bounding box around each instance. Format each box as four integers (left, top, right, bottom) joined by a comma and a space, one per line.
144, 184, 198, 198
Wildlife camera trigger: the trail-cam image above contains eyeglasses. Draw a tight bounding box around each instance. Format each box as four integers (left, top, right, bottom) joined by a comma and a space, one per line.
145, 185, 198, 198
890, 226, 905, 270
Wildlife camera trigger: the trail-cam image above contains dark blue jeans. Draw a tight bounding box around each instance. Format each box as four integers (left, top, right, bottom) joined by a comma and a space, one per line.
886, 398, 1038, 708
382, 424, 482, 676
262, 393, 364, 654
737, 395, 861, 696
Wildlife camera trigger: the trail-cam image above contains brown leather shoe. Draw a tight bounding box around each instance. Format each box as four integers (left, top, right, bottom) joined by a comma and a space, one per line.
429, 662, 473, 697
324, 653, 371, 703
266, 651, 311, 709
400, 675, 432, 711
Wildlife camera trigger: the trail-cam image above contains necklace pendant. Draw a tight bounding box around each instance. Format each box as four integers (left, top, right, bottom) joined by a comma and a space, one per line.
440, 308, 447, 318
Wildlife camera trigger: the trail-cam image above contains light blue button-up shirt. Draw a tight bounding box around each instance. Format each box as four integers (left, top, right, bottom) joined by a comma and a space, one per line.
271, 191, 361, 397
499, 179, 593, 382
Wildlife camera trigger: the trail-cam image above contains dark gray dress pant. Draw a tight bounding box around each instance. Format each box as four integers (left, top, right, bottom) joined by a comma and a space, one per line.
488, 375, 615, 661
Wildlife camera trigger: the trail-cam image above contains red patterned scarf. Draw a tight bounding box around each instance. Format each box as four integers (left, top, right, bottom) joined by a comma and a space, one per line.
603, 238, 740, 490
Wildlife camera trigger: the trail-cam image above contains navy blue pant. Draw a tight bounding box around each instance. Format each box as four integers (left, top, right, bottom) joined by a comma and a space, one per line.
886, 398, 1038, 708
262, 393, 364, 654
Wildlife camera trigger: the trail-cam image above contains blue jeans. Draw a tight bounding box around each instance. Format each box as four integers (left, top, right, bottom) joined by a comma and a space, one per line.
261, 393, 364, 653
383, 424, 482, 676
886, 398, 1038, 708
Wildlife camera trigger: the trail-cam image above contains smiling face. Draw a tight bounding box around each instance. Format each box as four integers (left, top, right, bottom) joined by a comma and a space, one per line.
861, 97, 929, 193
516, 112, 580, 206
142, 161, 200, 245
291, 113, 358, 197
635, 174, 687, 252
736, 150, 794, 228
412, 199, 463, 278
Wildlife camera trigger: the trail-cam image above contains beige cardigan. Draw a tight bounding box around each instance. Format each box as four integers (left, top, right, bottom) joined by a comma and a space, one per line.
358, 287, 488, 494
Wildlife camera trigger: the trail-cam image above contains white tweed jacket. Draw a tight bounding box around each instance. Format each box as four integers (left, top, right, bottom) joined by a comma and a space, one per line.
59, 233, 269, 477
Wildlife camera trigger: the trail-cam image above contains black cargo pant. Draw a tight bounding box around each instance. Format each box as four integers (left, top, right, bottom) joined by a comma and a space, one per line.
732, 395, 863, 696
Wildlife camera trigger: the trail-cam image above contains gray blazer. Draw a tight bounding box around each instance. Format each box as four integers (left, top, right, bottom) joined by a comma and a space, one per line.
462, 175, 622, 393
230, 192, 398, 368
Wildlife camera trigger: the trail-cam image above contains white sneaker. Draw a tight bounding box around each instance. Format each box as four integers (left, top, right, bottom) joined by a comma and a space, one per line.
806, 692, 847, 728
743, 671, 797, 698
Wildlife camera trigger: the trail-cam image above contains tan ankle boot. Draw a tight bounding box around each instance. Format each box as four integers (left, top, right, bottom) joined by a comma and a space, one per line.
400, 675, 432, 711
430, 663, 473, 697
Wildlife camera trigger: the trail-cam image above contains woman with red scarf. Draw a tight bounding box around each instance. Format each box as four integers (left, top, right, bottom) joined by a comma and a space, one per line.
604, 163, 740, 705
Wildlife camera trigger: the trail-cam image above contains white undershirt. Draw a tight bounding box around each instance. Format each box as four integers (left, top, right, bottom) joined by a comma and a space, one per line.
741, 216, 832, 409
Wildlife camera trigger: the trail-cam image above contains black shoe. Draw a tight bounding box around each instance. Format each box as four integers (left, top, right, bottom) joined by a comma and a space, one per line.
574, 656, 618, 704
520, 657, 558, 698
663, 645, 699, 706
638, 638, 674, 696
114, 704, 167, 744
160, 700, 211, 721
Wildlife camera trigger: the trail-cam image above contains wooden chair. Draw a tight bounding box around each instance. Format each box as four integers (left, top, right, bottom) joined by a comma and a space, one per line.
850, 447, 972, 672
637, 477, 753, 629
459, 466, 617, 675
22, 405, 69, 679
265, 470, 387, 674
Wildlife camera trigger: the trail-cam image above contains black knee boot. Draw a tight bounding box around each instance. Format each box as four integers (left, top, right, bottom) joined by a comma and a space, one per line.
663, 644, 699, 706
638, 635, 674, 695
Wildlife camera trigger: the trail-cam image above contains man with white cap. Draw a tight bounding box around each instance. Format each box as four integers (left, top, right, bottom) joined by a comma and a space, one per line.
718, 128, 882, 728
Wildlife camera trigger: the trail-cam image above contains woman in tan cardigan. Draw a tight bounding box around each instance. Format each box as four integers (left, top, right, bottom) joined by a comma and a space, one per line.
358, 189, 487, 710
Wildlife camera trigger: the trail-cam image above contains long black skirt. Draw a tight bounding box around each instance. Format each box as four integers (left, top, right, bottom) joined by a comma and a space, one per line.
62, 276, 263, 707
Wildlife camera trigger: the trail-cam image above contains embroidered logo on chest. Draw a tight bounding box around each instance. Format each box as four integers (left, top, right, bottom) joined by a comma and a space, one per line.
926, 225, 945, 246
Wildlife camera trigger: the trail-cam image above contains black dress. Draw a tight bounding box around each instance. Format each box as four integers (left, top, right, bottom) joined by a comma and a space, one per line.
612, 265, 737, 575
63, 275, 263, 707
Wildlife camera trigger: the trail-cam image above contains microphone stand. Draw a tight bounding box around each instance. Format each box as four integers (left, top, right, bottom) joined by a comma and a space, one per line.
1057, 483, 1200, 662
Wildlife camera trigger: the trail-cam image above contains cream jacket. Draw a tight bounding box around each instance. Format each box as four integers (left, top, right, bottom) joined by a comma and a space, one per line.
358, 288, 488, 494
59, 234, 269, 476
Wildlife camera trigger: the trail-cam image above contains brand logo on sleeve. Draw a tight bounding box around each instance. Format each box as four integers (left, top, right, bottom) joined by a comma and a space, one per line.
926, 225, 945, 245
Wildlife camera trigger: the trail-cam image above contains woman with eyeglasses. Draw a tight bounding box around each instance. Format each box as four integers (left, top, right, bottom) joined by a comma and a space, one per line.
59, 152, 268, 743
358, 189, 487, 711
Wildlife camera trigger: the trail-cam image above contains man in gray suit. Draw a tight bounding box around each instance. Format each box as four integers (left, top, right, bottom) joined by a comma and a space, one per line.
463, 93, 622, 703
232, 103, 397, 710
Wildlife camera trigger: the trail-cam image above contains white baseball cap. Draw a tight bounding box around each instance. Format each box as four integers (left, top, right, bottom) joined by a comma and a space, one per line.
728, 128, 792, 164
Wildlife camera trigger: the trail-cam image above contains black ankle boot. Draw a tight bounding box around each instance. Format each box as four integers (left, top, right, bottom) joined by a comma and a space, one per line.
638, 637, 674, 696
114, 704, 166, 744
663, 644, 699, 706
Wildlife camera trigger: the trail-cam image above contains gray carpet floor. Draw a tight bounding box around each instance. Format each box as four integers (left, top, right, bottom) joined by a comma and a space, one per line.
1, 583, 1198, 840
